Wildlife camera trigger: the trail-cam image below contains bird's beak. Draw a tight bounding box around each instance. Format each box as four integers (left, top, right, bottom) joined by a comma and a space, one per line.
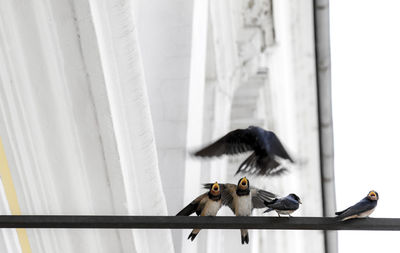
238, 177, 248, 190
299, 200, 302, 204
211, 182, 220, 194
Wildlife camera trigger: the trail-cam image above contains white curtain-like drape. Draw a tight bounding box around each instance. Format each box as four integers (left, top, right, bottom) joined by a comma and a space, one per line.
0, 0, 173, 252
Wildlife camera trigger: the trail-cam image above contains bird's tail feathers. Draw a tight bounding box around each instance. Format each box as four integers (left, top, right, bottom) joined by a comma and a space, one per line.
335, 210, 351, 221
264, 199, 277, 206
335, 206, 351, 217
256, 156, 285, 176
263, 207, 274, 213
235, 152, 287, 176
263, 199, 277, 213
241, 229, 249, 244
235, 153, 258, 175
187, 229, 200, 241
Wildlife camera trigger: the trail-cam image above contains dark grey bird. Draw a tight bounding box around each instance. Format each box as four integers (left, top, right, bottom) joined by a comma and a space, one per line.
176, 182, 222, 241
204, 177, 277, 244
194, 126, 293, 176
335, 190, 379, 221
263, 193, 301, 217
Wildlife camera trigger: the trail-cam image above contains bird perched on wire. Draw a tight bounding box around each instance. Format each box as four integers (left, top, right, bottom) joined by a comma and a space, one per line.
203, 177, 277, 244
194, 126, 293, 176
335, 190, 379, 221
263, 193, 301, 217
176, 182, 222, 241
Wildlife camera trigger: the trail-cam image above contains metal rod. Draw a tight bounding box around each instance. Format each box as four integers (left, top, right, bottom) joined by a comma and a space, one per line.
313, 0, 337, 251
0, 216, 399, 230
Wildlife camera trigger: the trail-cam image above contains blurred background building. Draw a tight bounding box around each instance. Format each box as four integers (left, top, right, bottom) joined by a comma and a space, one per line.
0, 0, 335, 253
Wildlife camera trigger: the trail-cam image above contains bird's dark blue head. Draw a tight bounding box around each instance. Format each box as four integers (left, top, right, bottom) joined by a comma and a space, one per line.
367, 190, 379, 201
288, 193, 302, 204
236, 177, 250, 196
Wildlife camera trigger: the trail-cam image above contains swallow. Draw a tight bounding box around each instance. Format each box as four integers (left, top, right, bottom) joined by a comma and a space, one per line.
263, 193, 301, 217
176, 182, 222, 241
194, 126, 293, 176
335, 190, 379, 221
204, 177, 277, 244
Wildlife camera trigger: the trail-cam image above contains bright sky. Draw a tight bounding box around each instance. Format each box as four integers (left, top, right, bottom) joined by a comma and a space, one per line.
330, 0, 400, 252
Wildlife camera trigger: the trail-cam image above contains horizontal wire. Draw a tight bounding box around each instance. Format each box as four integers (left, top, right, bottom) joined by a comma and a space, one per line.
0, 216, 399, 230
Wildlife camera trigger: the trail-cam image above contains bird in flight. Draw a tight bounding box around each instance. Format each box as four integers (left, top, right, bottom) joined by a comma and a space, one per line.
203, 177, 277, 244
194, 126, 294, 176
335, 190, 379, 221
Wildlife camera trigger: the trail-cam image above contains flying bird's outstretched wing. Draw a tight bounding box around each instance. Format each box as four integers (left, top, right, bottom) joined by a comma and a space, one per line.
194, 129, 255, 157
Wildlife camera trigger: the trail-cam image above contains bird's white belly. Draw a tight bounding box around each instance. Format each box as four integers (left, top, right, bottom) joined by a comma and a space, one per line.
203, 200, 222, 216
358, 207, 376, 218
235, 195, 252, 216
276, 209, 295, 215
342, 207, 376, 221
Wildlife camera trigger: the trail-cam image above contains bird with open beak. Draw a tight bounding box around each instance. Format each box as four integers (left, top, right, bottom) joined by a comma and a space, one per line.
176, 182, 222, 241
335, 190, 379, 221
204, 177, 277, 244
194, 126, 293, 176
263, 193, 302, 217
